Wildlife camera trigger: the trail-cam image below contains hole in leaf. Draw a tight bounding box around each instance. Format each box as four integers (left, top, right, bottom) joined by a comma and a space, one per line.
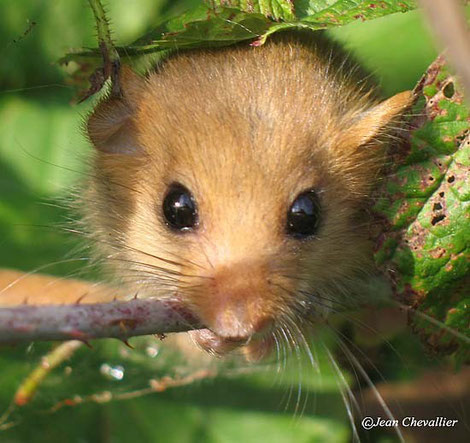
439, 192, 445, 197
431, 214, 446, 225
433, 202, 442, 211
429, 176, 434, 181
448, 176, 455, 183
443, 82, 455, 98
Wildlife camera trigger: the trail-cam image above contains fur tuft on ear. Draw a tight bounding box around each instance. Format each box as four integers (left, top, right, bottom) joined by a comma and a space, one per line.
333, 90, 415, 194
87, 66, 146, 154
118, 65, 146, 105
347, 90, 415, 148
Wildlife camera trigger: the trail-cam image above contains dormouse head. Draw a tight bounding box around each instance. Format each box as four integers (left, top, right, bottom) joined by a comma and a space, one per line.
85, 33, 413, 359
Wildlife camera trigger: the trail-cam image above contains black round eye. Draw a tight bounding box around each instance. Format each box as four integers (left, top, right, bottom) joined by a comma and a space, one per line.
286, 189, 321, 238
162, 183, 198, 232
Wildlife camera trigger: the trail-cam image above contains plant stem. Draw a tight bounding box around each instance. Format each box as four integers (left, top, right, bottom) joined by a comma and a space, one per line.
87, 0, 121, 96
419, 0, 470, 101
0, 298, 201, 344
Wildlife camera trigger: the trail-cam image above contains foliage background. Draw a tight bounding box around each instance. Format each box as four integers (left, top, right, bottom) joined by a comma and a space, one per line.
0, 1, 460, 442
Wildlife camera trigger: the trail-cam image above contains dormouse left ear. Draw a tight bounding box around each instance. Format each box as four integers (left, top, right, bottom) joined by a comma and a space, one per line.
87, 66, 146, 155
347, 90, 415, 148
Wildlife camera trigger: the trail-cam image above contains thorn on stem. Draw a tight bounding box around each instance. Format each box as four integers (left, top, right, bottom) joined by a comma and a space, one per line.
122, 339, 134, 349
75, 293, 87, 304
82, 340, 93, 349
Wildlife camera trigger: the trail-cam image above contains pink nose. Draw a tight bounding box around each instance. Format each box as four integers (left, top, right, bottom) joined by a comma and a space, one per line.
195, 262, 275, 343
212, 302, 272, 341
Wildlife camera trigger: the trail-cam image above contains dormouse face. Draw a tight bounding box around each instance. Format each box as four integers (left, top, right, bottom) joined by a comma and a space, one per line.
86, 33, 413, 359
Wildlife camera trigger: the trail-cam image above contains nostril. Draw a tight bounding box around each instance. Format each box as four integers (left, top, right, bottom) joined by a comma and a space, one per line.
213, 313, 273, 343
203, 269, 276, 344
213, 320, 251, 342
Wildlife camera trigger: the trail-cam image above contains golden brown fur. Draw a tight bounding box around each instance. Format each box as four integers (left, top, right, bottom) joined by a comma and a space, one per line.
0, 270, 116, 306
84, 32, 413, 358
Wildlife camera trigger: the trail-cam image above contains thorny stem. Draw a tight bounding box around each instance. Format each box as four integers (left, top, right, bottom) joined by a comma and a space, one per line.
0, 298, 202, 344
87, 0, 121, 97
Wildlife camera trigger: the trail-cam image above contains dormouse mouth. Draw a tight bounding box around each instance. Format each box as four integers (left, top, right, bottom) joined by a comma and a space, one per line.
242, 333, 276, 362
211, 317, 274, 345
220, 334, 251, 345
190, 325, 276, 361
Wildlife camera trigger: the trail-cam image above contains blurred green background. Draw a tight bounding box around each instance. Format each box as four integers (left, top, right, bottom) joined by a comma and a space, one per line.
0, 1, 443, 442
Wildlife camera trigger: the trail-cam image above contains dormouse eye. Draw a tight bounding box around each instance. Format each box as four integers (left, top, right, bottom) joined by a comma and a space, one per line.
162, 183, 198, 232
286, 189, 321, 239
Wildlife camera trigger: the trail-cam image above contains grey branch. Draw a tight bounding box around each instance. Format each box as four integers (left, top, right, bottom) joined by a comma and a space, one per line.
0, 299, 202, 344
419, 0, 470, 100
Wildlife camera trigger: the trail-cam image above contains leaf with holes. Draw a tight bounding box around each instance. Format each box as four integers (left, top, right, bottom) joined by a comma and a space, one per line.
374, 56, 470, 364
205, 0, 295, 21
258, 0, 416, 43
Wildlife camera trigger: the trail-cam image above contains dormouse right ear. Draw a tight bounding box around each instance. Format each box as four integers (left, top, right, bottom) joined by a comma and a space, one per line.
87, 66, 146, 154
346, 90, 415, 148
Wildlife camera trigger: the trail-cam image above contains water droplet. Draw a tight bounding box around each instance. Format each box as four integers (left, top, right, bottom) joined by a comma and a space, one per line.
146, 346, 159, 358
100, 363, 125, 380
119, 347, 131, 358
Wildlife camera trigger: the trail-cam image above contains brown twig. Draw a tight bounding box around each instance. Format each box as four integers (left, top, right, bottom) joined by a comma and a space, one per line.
14, 341, 84, 406
418, 0, 470, 100
48, 369, 219, 412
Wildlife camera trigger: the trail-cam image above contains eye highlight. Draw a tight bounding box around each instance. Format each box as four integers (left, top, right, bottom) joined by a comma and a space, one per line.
162, 183, 198, 232
286, 189, 321, 239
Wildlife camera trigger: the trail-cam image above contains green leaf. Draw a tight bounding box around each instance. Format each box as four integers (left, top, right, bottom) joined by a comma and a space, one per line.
134, 6, 272, 49
139, 0, 416, 49
0, 94, 90, 274
296, 0, 415, 21
1, 337, 351, 442
205, 0, 296, 21
62, 0, 417, 95
374, 56, 470, 363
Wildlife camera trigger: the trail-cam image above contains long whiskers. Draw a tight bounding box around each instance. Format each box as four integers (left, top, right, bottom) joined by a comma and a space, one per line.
324, 345, 361, 442
0, 258, 92, 296
337, 339, 405, 443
